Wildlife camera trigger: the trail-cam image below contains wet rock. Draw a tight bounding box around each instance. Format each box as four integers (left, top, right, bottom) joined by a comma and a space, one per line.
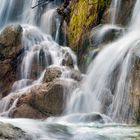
0, 24, 23, 98
43, 66, 62, 83
43, 66, 82, 83
0, 122, 25, 140
89, 24, 124, 47
70, 69, 82, 81
62, 52, 74, 68
11, 104, 46, 119
67, 0, 111, 49
115, 0, 136, 25
103, 0, 136, 25
27, 50, 52, 80
129, 55, 140, 124
10, 78, 78, 119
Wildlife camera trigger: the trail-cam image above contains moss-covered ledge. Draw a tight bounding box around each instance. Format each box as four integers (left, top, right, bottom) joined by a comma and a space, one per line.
67, 0, 110, 48
66, 0, 111, 69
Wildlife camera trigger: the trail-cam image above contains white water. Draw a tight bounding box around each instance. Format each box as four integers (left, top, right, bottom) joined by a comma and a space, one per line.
93, 0, 123, 46
0, 114, 139, 140
129, 0, 140, 31
65, 0, 140, 123
0, 0, 139, 139
92, 24, 124, 47
0, 23, 78, 115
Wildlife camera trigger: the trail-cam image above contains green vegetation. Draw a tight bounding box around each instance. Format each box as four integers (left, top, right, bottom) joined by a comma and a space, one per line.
67, 0, 111, 50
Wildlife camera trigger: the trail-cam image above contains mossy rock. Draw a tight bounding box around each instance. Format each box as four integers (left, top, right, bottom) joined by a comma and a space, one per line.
67, 0, 111, 49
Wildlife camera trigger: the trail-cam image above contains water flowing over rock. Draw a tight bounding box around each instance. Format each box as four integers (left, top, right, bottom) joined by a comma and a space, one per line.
89, 24, 124, 47
1, 0, 140, 139
10, 78, 78, 119
0, 23, 79, 119
104, 0, 136, 25
43, 66, 82, 83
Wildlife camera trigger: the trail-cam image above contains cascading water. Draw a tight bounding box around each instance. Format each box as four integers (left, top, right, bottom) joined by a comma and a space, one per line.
92, 0, 123, 48
68, 31, 140, 122
129, 0, 140, 30
65, 0, 140, 123
0, 0, 66, 45
0, 23, 78, 115
0, 0, 140, 140
110, 0, 122, 24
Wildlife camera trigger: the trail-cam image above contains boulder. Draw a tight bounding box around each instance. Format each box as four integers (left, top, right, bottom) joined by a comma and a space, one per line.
0, 24, 23, 98
62, 52, 74, 68
89, 24, 124, 47
10, 104, 46, 119
0, 122, 25, 140
10, 78, 78, 119
43, 66, 82, 83
43, 66, 62, 83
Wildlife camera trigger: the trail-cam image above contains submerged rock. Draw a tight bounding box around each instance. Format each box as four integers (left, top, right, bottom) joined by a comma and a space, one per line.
0, 122, 25, 140
58, 112, 112, 124
89, 24, 124, 47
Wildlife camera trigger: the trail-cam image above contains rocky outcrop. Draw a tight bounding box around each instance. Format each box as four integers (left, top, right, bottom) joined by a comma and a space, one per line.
10, 78, 78, 119
0, 23, 81, 119
66, 0, 135, 71
66, 0, 111, 71
0, 122, 25, 140
129, 56, 140, 124
43, 66, 82, 83
0, 24, 23, 98
67, 0, 111, 50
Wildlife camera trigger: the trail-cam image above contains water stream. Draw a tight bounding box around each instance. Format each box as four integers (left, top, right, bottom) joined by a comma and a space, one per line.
110, 0, 122, 24
0, 0, 140, 139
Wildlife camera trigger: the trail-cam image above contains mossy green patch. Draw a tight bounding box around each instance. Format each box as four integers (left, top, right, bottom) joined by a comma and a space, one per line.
67, 0, 111, 50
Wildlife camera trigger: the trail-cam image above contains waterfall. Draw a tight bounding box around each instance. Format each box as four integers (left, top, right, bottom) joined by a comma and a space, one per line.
110, 0, 122, 24
93, 0, 123, 48
64, 0, 140, 123
0, 0, 66, 45
0, 0, 140, 139
129, 0, 140, 30
0, 23, 78, 115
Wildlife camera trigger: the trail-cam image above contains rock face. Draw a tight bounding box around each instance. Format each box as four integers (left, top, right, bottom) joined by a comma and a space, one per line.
66, 0, 136, 72
113, 0, 136, 25
0, 24, 23, 98
102, 0, 136, 25
65, 0, 112, 72
10, 78, 78, 119
67, 0, 111, 49
129, 56, 140, 124
0, 122, 25, 140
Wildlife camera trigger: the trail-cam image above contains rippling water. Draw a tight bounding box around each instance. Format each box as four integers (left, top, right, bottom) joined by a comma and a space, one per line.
0, 116, 140, 140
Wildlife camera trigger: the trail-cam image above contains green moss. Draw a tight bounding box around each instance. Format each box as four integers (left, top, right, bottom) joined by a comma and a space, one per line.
68, 0, 97, 48
67, 0, 111, 51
